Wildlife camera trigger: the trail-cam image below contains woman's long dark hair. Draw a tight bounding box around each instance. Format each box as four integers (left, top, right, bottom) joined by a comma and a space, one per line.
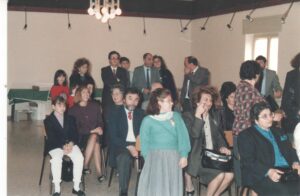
153, 55, 167, 70
146, 88, 171, 115
53, 69, 67, 86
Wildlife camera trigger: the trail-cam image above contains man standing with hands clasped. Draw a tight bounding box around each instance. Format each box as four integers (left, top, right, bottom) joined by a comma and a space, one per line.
180, 56, 210, 112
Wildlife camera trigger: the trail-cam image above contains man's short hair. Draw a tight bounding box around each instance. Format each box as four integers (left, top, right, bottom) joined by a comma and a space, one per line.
52, 96, 66, 106
255, 55, 267, 63
120, 57, 130, 63
143, 53, 152, 60
108, 51, 120, 60
124, 87, 141, 99
186, 56, 199, 66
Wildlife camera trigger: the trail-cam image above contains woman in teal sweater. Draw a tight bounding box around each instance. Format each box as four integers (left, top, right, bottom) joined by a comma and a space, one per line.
137, 88, 191, 196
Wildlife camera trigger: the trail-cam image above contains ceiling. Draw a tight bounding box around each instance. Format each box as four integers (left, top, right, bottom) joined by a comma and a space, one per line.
7, 0, 298, 19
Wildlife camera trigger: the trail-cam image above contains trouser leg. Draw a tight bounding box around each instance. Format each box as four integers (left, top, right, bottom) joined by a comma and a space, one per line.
116, 150, 133, 195
49, 148, 64, 192
68, 145, 84, 191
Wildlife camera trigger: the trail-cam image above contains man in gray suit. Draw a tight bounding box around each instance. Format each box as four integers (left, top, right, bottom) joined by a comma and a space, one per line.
180, 56, 210, 112
131, 53, 161, 102
255, 55, 282, 98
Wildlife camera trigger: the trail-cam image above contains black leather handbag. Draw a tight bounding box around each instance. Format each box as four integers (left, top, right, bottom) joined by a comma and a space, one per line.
61, 157, 73, 182
201, 148, 233, 172
275, 167, 299, 183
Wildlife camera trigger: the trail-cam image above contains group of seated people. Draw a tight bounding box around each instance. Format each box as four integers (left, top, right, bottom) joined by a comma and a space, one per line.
43, 50, 300, 196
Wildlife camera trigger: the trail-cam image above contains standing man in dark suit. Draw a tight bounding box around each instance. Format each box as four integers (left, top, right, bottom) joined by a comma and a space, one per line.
281, 53, 300, 133
180, 56, 210, 112
101, 51, 129, 111
106, 88, 144, 196
131, 53, 161, 103
255, 55, 282, 98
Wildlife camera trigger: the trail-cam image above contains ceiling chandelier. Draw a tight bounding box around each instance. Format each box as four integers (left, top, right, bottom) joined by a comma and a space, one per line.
87, 0, 122, 23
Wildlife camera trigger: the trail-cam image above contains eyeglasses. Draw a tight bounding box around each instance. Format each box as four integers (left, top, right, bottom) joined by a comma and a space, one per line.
258, 113, 274, 120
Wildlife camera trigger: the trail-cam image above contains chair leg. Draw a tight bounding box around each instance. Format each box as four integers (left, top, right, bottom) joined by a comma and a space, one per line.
108, 167, 114, 187
228, 184, 232, 196
38, 156, 46, 186
49, 172, 53, 195
81, 173, 85, 191
198, 181, 201, 196
100, 148, 106, 178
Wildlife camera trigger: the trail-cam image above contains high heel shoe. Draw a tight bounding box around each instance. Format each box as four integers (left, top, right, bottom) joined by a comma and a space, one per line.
186, 190, 195, 196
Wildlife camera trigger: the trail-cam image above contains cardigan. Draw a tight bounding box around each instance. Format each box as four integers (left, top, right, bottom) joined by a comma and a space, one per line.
140, 112, 191, 159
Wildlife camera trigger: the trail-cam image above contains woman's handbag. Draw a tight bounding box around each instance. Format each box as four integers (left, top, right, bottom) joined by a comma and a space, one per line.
61, 156, 73, 182
275, 167, 299, 183
201, 148, 233, 172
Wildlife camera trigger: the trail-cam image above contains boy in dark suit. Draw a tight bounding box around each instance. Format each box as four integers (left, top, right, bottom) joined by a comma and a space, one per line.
44, 96, 85, 196
106, 88, 145, 196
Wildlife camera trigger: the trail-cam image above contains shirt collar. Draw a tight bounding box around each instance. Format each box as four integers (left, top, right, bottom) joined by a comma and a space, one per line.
192, 66, 199, 74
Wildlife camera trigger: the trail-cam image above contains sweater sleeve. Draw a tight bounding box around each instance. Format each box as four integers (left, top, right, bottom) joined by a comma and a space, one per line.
174, 112, 191, 158
140, 117, 151, 158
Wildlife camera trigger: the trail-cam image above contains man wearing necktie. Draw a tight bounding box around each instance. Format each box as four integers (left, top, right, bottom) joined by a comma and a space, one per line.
255, 55, 282, 98
106, 88, 145, 196
131, 53, 161, 105
180, 56, 210, 112
101, 51, 129, 112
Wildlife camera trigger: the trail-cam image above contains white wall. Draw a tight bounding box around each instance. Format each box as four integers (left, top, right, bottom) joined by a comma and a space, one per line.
8, 2, 300, 93
191, 3, 300, 88
8, 12, 191, 89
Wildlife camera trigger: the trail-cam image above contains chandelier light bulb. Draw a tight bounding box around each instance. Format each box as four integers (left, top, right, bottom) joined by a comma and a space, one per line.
109, 13, 116, 19
115, 7, 122, 15
95, 12, 102, 20
101, 16, 109, 23
87, 7, 95, 15
101, 7, 108, 14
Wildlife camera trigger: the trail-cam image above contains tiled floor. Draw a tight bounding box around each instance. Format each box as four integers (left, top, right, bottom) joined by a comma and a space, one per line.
7, 120, 137, 196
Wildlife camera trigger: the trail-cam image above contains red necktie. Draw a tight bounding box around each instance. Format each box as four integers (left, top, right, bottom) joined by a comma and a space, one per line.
128, 111, 132, 120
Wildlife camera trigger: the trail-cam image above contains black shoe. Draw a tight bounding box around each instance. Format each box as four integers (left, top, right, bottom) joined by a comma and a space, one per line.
97, 175, 105, 183
82, 168, 91, 175
72, 189, 86, 196
52, 192, 61, 196
186, 190, 195, 196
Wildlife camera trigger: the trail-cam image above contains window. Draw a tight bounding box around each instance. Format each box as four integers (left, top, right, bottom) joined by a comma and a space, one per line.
245, 34, 279, 72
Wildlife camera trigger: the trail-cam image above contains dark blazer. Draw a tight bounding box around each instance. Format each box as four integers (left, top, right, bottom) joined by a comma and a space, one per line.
106, 106, 145, 167
101, 66, 128, 109
69, 73, 95, 90
182, 110, 226, 176
44, 112, 79, 153
281, 69, 300, 132
159, 68, 178, 102
180, 66, 210, 108
238, 125, 299, 187
131, 65, 161, 100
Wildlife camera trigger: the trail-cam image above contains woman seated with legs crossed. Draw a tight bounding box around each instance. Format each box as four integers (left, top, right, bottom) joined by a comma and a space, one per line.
238, 101, 300, 195
182, 86, 234, 196
44, 96, 85, 196
69, 86, 105, 183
